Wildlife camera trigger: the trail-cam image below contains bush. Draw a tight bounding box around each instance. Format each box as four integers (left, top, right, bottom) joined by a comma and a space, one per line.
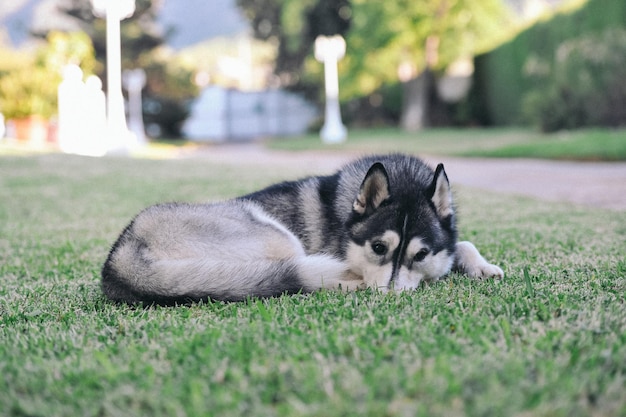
522, 28, 626, 132
473, 0, 626, 126
0, 32, 95, 120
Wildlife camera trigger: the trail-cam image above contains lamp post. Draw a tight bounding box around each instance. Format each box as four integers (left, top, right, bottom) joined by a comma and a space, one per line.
91, 0, 137, 151
315, 35, 347, 144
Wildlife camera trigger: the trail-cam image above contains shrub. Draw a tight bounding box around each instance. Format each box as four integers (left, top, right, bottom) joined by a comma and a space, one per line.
0, 31, 95, 120
0, 66, 58, 120
522, 28, 626, 132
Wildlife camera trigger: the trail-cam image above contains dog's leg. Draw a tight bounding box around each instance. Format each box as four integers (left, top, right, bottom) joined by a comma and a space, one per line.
453, 241, 504, 278
335, 270, 367, 291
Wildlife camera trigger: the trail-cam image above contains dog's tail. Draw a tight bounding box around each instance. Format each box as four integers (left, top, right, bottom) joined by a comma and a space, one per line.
101, 250, 348, 304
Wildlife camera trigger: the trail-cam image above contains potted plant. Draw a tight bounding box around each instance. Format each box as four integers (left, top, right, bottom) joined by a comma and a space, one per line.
0, 31, 96, 143
0, 66, 57, 143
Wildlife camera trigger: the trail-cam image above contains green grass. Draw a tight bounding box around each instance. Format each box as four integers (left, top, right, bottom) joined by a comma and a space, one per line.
1, 153, 625, 416
268, 127, 626, 161
460, 129, 626, 161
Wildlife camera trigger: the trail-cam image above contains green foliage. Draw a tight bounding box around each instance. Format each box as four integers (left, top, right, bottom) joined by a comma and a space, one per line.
0, 152, 625, 416
473, 0, 626, 126
333, 0, 514, 127
0, 44, 30, 73
237, 0, 350, 89
0, 31, 96, 120
522, 28, 626, 131
42, 31, 98, 76
237, 0, 512, 109
340, 0, 514, 100
0, 67, 57, 119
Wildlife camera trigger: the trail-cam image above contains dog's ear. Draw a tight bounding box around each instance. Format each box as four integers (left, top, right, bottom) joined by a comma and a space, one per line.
353, 162, 390, 215
428, 163, 453, 218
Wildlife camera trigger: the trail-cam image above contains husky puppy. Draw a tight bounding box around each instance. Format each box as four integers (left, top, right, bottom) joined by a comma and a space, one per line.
102, 153, 503, 303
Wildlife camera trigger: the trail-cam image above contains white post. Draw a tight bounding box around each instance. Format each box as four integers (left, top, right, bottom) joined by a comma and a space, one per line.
91, 0, 137, 152
315, 35, 347, 144
123, 68, 147, 144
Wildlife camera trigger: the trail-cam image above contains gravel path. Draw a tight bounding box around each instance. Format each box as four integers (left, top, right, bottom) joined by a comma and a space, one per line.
181, 143, 626, 211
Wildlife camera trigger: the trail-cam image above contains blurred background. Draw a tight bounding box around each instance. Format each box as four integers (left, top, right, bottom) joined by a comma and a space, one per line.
0, 0, 624, 143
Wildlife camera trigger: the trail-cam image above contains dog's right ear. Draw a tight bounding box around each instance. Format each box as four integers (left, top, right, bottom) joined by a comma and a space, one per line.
353, 162, 390, 215
428, 163, 453, 218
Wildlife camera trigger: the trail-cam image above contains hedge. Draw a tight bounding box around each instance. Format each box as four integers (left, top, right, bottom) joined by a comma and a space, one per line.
472, 0, 626, 126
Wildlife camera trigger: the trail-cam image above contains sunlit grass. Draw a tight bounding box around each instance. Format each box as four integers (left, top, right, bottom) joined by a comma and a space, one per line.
267, 127, 626, 161
267, 127, 538, 155
1, 152, 625, 416
460, 128, 626, 161
4, 126, 624, 161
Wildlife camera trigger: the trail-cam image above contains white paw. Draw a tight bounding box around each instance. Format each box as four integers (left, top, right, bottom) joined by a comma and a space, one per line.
464, 260, 504, 279
454, 241, 504, 279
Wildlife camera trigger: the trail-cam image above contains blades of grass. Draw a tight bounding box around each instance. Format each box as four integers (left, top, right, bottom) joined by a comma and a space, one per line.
255, 299, 272, 322
523, 267, 535, 298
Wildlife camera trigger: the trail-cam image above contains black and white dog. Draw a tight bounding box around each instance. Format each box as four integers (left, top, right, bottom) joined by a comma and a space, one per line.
102, 154, 503, 303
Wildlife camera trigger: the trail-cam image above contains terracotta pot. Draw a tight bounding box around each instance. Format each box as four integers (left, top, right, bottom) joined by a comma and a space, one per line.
12, 115, 49, 144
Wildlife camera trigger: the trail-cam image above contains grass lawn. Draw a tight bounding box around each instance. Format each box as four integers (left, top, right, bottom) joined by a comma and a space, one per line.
268, 127, 626, 161
1, 152, 625, 416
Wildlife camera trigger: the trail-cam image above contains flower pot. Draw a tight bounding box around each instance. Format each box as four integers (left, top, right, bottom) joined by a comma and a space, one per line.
12, 115, 49, 144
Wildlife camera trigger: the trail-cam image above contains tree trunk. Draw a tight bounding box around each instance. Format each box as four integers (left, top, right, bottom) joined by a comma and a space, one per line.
400, 69, 435, 131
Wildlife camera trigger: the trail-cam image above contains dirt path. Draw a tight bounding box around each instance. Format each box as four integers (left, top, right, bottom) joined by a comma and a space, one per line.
428, 155, 626, 211
181, 143, 626, 211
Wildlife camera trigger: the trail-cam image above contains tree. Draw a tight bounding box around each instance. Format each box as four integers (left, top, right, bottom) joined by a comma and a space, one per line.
342, 0, 514, 129
237, 0, 350, 95
238, 0, 512, 128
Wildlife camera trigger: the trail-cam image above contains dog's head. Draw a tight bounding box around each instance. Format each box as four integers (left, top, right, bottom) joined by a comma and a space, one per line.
345, 161, 457, 291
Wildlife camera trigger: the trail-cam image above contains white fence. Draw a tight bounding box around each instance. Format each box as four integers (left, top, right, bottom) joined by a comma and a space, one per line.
183, 86, 318, 142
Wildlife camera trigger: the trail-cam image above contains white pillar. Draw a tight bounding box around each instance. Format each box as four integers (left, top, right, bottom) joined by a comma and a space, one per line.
315, 35, 347, 144
123, 68, 147, 144
91, 0, 138, 152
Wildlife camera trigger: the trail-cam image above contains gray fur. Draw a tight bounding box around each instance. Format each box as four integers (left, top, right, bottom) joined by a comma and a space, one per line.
102, 201, 348, 303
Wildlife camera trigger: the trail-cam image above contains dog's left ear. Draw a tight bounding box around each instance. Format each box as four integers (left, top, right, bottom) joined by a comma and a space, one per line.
428, 163, 453, 218
353, 162, 390, 215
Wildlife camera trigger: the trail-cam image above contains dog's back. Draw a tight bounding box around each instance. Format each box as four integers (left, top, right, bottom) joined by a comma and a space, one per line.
102, 201, 349, 304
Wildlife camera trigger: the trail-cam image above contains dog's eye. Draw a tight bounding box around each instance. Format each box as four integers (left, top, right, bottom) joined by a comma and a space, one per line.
371, 241, 388, 255
413, 248, 430, 262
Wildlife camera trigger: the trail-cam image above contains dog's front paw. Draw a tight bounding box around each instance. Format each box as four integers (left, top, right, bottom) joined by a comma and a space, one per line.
454, 241, 504, 279
464, 260, 504, 279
